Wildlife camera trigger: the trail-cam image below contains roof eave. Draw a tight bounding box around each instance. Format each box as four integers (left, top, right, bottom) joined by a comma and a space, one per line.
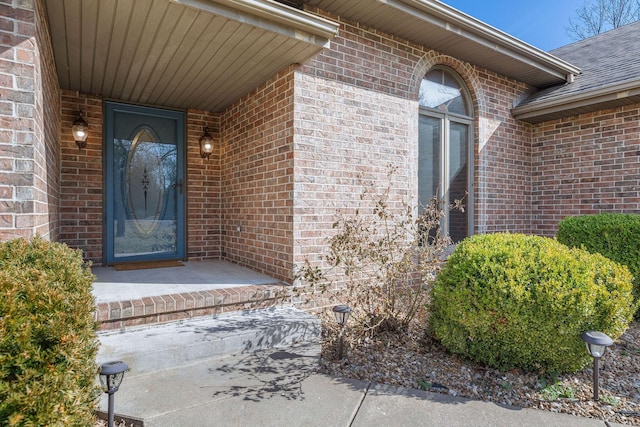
172, 0, 339, 43
392, 0, 581, 81
512, 79, 640, 123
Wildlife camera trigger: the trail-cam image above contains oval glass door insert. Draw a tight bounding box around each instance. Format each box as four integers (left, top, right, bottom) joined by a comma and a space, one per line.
126, 127, 166, 236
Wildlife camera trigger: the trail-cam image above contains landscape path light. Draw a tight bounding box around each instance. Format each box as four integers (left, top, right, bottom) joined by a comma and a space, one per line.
99, 360, 129, 427
332, 304, 352, 360
581, 331, 613, 401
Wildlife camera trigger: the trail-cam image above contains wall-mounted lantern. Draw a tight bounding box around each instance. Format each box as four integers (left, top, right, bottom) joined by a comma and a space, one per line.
72, 111, 89, 149
199, 127, 214, 159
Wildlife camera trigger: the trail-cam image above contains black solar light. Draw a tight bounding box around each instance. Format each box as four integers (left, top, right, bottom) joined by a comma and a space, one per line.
332, 304, 352, 359
581, 331, 613, 401
99, 361, 129, 427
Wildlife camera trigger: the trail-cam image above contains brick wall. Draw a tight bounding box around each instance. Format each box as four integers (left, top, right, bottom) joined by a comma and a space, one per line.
293, 9, 534, 272
36, 0, 61, 240
59, 91, 103, 260
0, 0, 60, 241
474, 70, 532, 235
219, 66, 296, 281
531, 104, 640, 235
186, 109, 221, 259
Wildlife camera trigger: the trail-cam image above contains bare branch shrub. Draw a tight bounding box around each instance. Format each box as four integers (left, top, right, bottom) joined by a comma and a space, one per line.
294, 169, 457, 337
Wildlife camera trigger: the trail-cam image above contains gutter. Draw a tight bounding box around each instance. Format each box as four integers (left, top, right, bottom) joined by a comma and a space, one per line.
512, 78, 640, 121
387, 0, 581, 82
172, 0, 339, 41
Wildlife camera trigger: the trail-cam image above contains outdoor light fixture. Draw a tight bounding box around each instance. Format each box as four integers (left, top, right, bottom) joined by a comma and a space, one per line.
99, 361, 129, 427
581, 331, 614, 401
199, 127, 214, 159
72, 111, 89, 149
332, 304, 352, 360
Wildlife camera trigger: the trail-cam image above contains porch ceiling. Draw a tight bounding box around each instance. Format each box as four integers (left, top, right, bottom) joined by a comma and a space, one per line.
305, 0, 580, 89
45, 0, 338, 112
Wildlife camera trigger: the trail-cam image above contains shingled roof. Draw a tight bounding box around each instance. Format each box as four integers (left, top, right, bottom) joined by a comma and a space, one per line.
512, 20, 640, 123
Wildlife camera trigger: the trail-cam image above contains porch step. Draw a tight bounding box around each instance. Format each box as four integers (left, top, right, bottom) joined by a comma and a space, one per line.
96, 306, 321, 376
94, 283, 287, 330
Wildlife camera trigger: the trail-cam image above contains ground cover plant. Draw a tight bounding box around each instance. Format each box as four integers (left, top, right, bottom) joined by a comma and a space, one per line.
0, 237, 99, 426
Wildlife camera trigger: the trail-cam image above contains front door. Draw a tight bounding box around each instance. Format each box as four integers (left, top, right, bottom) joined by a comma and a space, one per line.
104, 102, 185, 264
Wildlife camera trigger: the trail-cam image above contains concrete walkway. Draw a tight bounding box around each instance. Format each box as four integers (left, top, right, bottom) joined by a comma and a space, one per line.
98, 329, 620, 427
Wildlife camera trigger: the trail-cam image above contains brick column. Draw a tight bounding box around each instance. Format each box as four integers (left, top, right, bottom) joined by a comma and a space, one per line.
0, 0, 61, 241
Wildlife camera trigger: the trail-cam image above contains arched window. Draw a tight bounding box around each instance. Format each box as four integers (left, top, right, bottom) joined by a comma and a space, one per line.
418, 67, 473, 243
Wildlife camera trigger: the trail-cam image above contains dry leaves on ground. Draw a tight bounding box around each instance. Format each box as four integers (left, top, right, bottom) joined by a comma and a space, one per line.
320, 315, 640, 425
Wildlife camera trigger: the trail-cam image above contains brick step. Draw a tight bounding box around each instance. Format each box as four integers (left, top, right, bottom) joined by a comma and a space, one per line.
94, 284, 286, 330
96, 307, 321, 376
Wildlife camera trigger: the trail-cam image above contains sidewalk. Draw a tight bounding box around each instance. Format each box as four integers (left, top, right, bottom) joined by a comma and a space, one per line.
99, 341, 620, 427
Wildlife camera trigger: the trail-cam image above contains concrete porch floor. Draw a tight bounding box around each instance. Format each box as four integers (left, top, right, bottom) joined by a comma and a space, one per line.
92, 259, 285, 304
91, 259, 289, 330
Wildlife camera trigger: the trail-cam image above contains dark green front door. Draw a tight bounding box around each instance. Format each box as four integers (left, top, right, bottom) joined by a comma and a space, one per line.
104, 102, 185, 264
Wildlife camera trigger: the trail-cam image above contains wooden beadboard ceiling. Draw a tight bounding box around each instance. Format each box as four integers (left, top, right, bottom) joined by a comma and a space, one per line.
45, 0, 336, 112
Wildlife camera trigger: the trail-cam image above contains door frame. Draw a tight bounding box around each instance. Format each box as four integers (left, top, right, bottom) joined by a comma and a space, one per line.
103, 101, 186, 264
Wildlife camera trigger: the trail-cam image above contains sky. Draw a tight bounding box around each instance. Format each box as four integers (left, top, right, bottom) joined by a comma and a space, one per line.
441, 0, 587, 51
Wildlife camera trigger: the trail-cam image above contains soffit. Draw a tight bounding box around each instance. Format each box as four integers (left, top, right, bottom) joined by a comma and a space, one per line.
45, 0, 338, 112
305, 0, 579, 88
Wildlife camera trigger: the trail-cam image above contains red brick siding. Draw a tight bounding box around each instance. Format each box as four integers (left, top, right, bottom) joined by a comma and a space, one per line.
36, 0, 61, 240
531, 104, 640, 235
59, 92, 103, 261
474, 71, 532, 234
219, 67, 296, 281
0, 0, 60, 241
294, 10, 534, 270
186, 109, 221, 260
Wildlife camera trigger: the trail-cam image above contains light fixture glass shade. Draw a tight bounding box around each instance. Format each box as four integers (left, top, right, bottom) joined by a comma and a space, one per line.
581, 331, 613, 358
586, 343, 606, 358
72, 112, 89, 149
333, 304, 352, 326
199, 127, 214, 159
99, 361, 129, 393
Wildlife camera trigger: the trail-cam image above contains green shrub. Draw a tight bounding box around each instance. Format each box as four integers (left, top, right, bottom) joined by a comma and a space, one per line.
557, 213, 640, 315
429, 233, 635, 373
0, 237, 98, 426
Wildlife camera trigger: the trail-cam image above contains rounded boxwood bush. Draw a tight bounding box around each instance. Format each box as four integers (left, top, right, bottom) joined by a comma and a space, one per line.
429, 233, 635, 373
557, 213, 640, 316
0, 237, 98, 426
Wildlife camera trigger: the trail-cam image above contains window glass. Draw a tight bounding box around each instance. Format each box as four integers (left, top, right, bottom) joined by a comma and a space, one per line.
418, 67, 472, 243
418, 69, 470, 116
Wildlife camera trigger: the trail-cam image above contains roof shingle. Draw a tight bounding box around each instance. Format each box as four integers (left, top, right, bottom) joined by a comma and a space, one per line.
514, 20, 640, 120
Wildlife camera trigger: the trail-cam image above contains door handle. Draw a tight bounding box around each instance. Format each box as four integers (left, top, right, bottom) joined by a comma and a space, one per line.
173, 179, 183, 195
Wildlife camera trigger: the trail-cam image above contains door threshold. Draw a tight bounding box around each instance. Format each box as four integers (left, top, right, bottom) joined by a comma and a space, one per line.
112, 260, 185, 271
